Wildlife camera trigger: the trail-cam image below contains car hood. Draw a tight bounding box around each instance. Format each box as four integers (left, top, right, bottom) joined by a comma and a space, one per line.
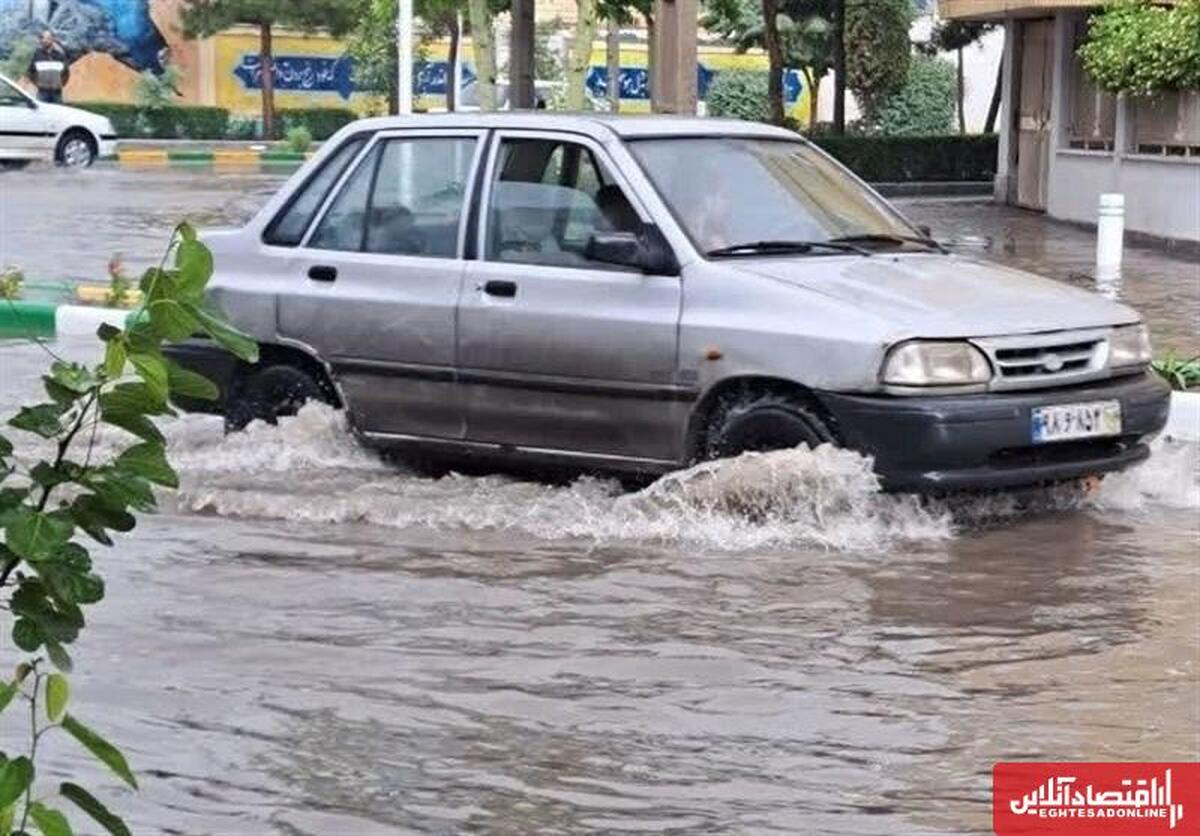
734, 253, 1141, 338
37, 102, 113, 135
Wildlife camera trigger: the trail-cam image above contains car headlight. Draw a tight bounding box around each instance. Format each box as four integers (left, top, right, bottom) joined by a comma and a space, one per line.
1109, 323, 1152, 368
882, 340, 992, 386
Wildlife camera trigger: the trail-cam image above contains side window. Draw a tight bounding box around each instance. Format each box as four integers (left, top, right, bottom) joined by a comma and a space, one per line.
263, 136, 366, 246
366, 137, 476, 257
308, 136, 476, 258
486, 138, 642, 269
309, 143, 380, 251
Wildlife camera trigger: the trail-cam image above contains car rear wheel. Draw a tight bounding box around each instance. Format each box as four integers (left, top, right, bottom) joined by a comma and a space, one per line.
56, 130, 96, 168
225, 363, 335, 432
703, 390, 838, 460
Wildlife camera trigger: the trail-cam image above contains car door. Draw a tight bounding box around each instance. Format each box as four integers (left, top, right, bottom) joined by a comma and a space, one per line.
0, 77, 52, 161
458, 130, 685, 464
274, 129, 485, 440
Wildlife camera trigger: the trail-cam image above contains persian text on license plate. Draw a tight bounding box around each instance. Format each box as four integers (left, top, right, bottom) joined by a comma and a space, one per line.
1031, 400, 1122, 444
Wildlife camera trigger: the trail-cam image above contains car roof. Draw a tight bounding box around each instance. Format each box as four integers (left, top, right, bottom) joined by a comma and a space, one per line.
344, 112, 803, 142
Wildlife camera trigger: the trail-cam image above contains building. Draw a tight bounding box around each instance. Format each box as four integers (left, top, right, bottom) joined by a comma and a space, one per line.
941, 0, 1200, 246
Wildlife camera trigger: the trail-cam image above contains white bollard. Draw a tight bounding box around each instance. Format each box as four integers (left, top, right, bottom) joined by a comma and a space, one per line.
1095, 193, 1125, 282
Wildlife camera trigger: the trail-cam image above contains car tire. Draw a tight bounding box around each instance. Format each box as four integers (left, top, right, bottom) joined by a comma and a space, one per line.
56, 130, 96, 168
703, 390, 838, 461
225, 363, 335, 432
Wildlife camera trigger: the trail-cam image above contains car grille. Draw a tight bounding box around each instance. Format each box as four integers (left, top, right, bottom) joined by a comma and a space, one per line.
974, 329, 1110, 391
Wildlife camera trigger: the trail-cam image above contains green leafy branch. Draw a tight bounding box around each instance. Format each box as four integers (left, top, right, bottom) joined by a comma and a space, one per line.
0, 222, 258, 835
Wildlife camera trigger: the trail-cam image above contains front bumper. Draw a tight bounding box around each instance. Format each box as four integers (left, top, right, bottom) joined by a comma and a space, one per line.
816, 371, 1171, 492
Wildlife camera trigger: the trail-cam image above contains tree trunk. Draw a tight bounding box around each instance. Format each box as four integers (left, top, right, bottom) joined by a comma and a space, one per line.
832, 0, 846, 134
260, 21, 275, 139
761, 0, 784, 125
606, 17, 621, 112
985, 58, 1002, 134
804, 68, 819, 131
447, 19, 460, 112
466, 0, 497, 110
645, 14, 655, 101
567, 0, 600, 110
957, 46, 966, 134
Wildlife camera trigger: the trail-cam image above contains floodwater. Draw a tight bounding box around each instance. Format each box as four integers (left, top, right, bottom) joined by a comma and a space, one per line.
0, 167, 1198, 834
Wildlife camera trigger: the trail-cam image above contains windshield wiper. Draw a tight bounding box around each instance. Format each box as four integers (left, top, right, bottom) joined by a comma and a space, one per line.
705, 239, 873, 258
828, 233, 948, 254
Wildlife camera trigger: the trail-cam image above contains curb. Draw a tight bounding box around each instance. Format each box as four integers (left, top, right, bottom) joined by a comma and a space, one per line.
1166, 391, 1200, 443
113, 148, 312, 168
1, 299, 135, 340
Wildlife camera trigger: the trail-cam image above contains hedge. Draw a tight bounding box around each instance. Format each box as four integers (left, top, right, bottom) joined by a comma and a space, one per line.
277, 108, 358, 140
74, 102, 230, 139
73, 103, 357, 141
810, 134, 998, 182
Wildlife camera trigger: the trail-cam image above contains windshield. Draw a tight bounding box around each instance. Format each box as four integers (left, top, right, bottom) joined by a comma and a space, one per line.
628, 137, 918, 255
0, 76, 32, 106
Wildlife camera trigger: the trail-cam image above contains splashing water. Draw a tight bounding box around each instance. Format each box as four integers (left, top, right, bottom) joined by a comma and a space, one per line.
156, 404, 1197, 552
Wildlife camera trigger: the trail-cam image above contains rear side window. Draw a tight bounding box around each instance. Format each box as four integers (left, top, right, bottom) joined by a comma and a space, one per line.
308, 136, 477, 258
263, 136, 367, 246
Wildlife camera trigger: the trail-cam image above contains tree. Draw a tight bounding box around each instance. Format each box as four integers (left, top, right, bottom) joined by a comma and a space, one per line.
565, 0, 601, 109
844, 0, 912, 124
703, 0, 834, 126
181, 0, 358, 139
871, 53, 955, 136
465, 0, 499, 109
1078, 0, 1200, 96
348, 0, 464, 113
919, 19, 995, 134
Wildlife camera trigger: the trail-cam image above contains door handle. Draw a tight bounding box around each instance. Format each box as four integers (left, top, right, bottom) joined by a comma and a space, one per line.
482, 279, 517, 298
308, 265, 338, 282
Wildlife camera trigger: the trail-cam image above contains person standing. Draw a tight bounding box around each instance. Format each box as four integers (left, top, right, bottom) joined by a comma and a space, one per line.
27, 29, 70, 103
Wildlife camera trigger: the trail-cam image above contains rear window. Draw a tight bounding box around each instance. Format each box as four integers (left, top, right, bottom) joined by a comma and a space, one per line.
263, 135, 368, 247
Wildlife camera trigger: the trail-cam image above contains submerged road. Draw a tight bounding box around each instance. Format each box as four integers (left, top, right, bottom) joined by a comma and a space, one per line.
0, 165, 1196, 835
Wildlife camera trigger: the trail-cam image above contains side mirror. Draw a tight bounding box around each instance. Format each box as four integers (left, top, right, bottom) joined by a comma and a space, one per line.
585, 225, 679, 275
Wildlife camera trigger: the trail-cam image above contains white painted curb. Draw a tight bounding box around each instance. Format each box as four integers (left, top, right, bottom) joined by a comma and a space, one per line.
1165, 391, 1200, 443
54, 305, 131, 337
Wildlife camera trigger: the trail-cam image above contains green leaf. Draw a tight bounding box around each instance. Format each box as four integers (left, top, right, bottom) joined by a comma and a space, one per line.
59, 784, 130, 836
44, 642, 74, 673
82, 472, 157, 515
49, 363, 95, 395
69, 495, 136, 538
183, 301, 258, 362
98, 411, 163, 446
103, 339, 127, 381
0, 799, 14, 836
0, 681, 18, 715
27, 802, 72, 836
8, 404, 66, 439
129, 352, 168, 404
178, 221, 197, 243
166, 360, 219, 401
60, 716, 137, 790
114, 443, 177, 489
147, 297, 199, 343
0, 757, 33, 809
5, 508, 73, 561
0, 434, 11, 459
46, 674, 69, 722
12, 619, 42, 653
175, 239, 213, 300
100, 381, 174, 418
96, 323, 121, 343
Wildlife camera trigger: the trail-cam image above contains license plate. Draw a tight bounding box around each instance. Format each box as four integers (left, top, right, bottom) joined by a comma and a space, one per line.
1031, 400, 1122, 443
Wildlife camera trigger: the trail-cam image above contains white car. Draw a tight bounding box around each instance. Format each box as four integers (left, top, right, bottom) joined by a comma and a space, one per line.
0, 72, 117, 168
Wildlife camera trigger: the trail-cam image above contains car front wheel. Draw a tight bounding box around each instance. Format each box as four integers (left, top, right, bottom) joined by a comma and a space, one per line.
703, 390, 839, 461
56, 130, 96, 168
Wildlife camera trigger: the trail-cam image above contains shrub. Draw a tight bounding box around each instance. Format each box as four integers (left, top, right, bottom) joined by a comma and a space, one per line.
277, 107, 358, 140
705, 69, 771, 123
285, 125, 313, 154
74, 102, 231, 139
870, 55, 958, 137
226, 114, 260, 140
133, 66, 184, 110
1153, 353, 1200, 391
846, 0, 914, 121
811, 134, 998, 182
1079, 0, 1200, 95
